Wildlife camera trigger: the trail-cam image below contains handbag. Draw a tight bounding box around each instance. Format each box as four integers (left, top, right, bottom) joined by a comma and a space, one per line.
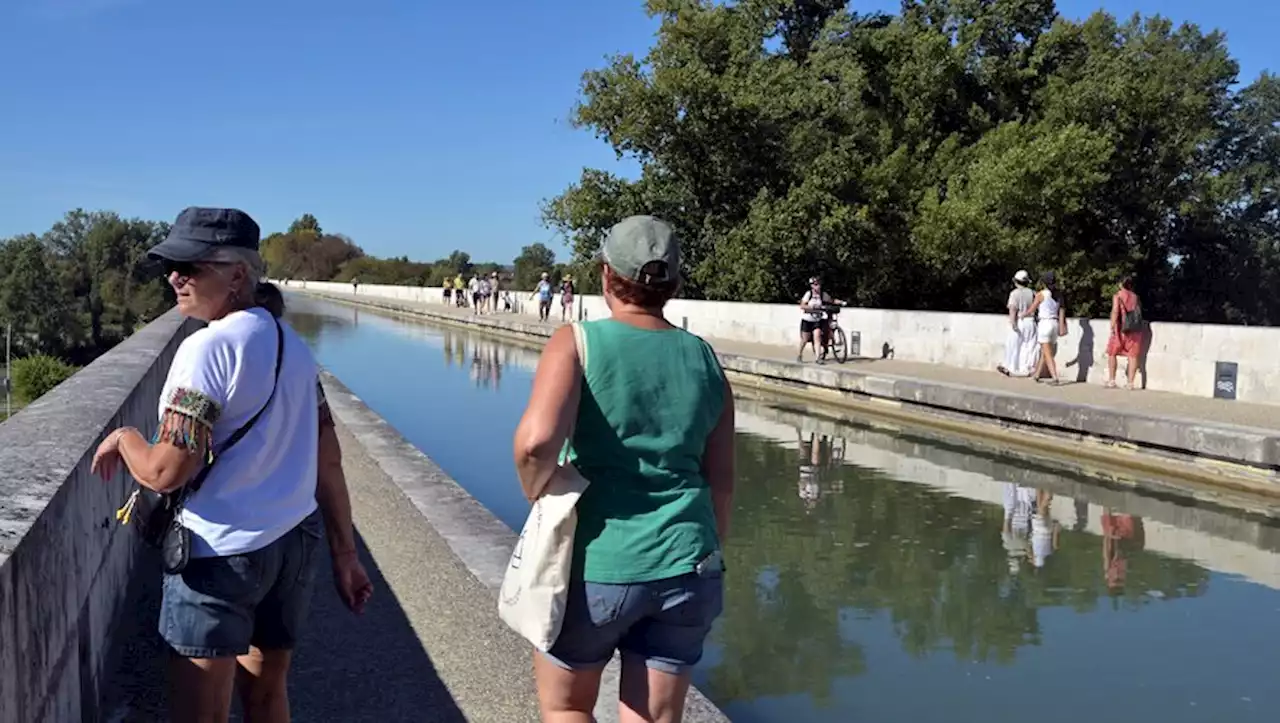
122, 318, 284, 574
1121, 305, 1145, 333
498, 322, 590, 651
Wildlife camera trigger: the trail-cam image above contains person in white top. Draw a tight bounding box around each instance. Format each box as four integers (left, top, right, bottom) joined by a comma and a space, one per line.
796, 276, 847, 363
998, 270, 1039, 377
1020, 271, 1068, 385
91, 207, 371, 723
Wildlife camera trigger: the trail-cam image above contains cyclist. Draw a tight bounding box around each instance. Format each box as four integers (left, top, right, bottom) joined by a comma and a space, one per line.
797, 277, 846, 363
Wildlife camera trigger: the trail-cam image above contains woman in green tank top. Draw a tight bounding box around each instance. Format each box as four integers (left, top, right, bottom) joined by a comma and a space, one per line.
514, 216, 736, 723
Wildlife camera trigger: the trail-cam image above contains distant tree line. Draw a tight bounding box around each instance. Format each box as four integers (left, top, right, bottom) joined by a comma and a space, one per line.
1, 209, 172, 367
0, 208, 589, 384
542, 1, 1280, 324
263, 214, 590, 292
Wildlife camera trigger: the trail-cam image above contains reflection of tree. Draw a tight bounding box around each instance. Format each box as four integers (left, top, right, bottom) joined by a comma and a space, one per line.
704, 433, 1212, 708
286, 310, 352, 343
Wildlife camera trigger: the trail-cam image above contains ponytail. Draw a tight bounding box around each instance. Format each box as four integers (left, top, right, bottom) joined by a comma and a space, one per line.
255, 281, 285, 318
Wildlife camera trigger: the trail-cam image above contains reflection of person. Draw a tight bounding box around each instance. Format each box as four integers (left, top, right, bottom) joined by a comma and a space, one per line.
1002, 483, 1034, 574
1102, 509, 1144, 589
513, 216, 734, 721
1029, 489, 1060, 569
91, 208, 371, 723
797, 432, 822, 511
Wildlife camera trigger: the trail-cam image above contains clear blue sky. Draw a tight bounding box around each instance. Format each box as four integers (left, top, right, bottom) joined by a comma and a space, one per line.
0, 0, 1273, 264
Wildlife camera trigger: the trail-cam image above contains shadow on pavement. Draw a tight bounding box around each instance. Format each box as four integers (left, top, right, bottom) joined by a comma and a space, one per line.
102, 528, 465, 722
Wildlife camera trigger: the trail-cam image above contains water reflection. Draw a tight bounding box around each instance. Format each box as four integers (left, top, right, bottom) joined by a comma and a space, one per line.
286, 296, 1279, 723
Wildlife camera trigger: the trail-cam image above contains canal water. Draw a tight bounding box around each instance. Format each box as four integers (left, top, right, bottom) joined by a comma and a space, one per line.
286, 296, 1280, 723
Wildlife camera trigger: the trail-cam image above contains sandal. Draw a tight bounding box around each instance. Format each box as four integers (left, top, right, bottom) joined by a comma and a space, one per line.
1105, 380, 1117, 389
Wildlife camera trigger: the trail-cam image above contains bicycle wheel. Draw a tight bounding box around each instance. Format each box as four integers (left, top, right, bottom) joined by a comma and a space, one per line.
832, 327, 849, 363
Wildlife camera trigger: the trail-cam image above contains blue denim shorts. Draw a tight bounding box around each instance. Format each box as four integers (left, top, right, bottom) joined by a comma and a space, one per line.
159, 510, 323, 658
545, 554, 724, 675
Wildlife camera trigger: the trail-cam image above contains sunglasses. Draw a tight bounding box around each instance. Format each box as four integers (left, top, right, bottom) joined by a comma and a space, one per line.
162, 260, 231, 282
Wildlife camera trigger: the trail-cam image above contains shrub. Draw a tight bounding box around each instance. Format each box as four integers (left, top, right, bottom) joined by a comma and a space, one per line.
12, 354, 77, 403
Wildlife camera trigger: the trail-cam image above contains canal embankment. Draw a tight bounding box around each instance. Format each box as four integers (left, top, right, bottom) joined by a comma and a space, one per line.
288, 288, 1280, 501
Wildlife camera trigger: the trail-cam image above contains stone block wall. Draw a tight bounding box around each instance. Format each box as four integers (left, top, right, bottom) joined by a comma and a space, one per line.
282, 280, 1280, 405
0, 310, 196, 723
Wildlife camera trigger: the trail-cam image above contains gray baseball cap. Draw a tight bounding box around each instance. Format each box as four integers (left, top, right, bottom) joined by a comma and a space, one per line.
601, 215, 680, 283
148, 207, 260, 262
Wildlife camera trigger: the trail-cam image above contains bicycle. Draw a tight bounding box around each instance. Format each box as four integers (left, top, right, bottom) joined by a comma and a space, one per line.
821, 304, 850, 364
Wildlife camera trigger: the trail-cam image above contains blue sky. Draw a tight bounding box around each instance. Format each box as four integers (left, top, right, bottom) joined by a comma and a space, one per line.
0, 0, 1273, 264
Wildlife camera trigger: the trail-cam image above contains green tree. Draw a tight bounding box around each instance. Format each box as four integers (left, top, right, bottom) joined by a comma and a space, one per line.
287, 213, 323, 237
513, 243, 557, 290
545, 0, 1277, 322
10, 354, 77, 403
0, 235, 77, 357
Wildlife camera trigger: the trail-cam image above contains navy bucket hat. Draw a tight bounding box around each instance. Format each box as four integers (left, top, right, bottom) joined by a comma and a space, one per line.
148, 207, 261, 262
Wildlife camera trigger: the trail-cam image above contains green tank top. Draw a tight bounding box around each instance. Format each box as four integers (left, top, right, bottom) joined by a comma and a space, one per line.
568, 319, 726, 584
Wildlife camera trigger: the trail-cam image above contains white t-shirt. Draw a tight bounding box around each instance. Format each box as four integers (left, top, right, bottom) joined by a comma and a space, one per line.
158, 308, 321, 557
1007, 286, 1034, 316
801, 290, 831, 322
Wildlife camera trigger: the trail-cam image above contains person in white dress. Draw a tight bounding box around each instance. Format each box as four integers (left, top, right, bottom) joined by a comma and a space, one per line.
998, 270, 1039, 377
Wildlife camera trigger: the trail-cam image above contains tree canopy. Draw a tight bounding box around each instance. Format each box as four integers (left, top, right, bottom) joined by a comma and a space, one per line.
543, 0, 1280, 322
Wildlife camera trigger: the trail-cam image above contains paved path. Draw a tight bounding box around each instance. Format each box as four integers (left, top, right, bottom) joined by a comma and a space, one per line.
103, 417, 540, 722
307, 289, 1280, 432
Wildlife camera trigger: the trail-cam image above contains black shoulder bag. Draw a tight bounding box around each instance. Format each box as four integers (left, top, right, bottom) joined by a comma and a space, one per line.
130, 318, 285, 574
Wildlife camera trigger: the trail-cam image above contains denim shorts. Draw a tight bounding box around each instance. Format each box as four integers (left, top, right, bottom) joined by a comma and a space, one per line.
545, 554, 724, 675
159, 510, 323, 658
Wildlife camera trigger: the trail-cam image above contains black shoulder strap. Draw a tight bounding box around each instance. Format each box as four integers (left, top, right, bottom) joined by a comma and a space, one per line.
185, 318, 285, 497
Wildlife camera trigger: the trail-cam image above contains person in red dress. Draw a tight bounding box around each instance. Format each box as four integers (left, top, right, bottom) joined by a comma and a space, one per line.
1106, 275, 1144, 390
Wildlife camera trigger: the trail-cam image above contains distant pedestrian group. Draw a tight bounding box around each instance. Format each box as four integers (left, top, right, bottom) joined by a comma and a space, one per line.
998, 270, 1143, 389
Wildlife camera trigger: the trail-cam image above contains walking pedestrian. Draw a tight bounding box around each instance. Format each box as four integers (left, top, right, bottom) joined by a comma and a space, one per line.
1022, 271, 1067, 385
998, 270, 1038, 377
1106, 275, 1144, 390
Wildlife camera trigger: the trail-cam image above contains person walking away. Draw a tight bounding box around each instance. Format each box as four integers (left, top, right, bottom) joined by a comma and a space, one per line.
532, 272, 554, 322
560, 275, 576, 323
796, 277, 845, 363
514, 215, 734, 723
478, 275, 492, 315
1106, 275, 1143, 390
453, 274, 466, 307
90, 207, 371, 723
1021, 271, 1067, 385
443, 282, 452, 306
490, 272, 502, 313
998, 270, 1038, 376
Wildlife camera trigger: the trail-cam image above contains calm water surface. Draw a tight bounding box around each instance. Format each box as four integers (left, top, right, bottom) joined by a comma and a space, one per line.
287, 296, 1280, 723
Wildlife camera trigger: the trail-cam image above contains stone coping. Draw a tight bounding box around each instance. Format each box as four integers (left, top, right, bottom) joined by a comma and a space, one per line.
0, 309, 192, 562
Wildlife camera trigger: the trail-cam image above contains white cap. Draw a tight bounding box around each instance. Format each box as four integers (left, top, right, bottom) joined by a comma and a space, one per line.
1013, 269, 1030, 283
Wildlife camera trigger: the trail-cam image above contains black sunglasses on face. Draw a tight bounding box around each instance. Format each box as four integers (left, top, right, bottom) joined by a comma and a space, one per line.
162, 260, 199, 278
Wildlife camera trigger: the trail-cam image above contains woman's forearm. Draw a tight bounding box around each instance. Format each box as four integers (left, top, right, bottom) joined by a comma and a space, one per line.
117, 428, 188, 493
316, 424, 357, 556
514, 444, 561, 501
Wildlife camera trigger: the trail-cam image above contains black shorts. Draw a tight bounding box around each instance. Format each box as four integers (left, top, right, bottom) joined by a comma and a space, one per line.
800, 319, 829, 335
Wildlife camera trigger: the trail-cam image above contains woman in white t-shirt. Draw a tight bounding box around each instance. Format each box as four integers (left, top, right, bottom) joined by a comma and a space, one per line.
91, 207, 372, 723
1020, 271, 1068, 386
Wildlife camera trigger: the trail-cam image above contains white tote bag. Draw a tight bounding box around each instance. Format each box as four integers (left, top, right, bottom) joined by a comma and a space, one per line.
498, 323, 590, 651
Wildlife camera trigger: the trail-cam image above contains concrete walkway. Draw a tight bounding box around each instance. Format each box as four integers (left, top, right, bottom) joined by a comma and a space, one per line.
103, 416, 539, 722
325, 289, 1280, 430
